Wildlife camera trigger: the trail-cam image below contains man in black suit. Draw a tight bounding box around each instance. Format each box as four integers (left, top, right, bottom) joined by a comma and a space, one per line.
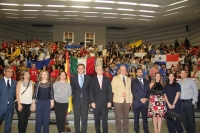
90, 65, 112, 133
131, 68, 150, 133
71, 64, 91, 133
0, 65, 17, 133
8, 44, 15, 54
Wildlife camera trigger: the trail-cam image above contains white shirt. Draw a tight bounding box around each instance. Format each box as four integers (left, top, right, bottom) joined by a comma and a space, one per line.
120, 75, 127, 83
137, 77, 144, 84
38, 53, 44, 61
4, 77, 11, 86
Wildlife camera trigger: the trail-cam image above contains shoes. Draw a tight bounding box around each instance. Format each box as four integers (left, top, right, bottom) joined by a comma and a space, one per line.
65, 127, 71, 132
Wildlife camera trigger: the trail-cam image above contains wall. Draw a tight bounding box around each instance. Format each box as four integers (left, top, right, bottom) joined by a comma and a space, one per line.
106, 29, 126, 43
189, 20, 200, 46
53, 25, 106, 45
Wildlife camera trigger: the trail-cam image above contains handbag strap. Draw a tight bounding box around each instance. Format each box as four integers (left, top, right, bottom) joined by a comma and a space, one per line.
21, 81, 30, 95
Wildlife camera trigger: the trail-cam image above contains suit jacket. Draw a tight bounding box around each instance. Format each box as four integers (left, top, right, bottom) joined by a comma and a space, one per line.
111, 75, 132, 103
8, 47, 15, 54
70, 74, 91, 105
131, 78, 150, 106
0, 78, 17, 111
90, 76, 112, 107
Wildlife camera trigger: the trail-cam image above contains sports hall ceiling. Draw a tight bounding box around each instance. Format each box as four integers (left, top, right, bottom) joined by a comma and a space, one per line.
0, 0, 200, 27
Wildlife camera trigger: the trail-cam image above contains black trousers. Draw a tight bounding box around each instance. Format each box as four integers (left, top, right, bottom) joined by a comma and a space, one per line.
73, 98, 89, 133
197, 90, 200, 109
54, 101, 68, 133
93, 103, 108, 133
181, 100, 196, 133
15, 102, 31, 133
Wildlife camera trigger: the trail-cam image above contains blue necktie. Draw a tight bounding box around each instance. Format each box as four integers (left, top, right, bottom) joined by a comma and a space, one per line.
139, 79, 144, 89
80, 75, 83, 88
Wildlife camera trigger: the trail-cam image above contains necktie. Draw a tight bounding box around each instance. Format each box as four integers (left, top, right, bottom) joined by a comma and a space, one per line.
139, 78, 144, 89
7, 79, 11, 90
99, 76, 102, 89
80, 75, 83, 88
122, 77, 126, 86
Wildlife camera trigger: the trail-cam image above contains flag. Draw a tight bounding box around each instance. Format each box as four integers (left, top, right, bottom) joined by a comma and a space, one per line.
65, 52, 73, 113
6, 48, 21, 59
26, 58, 51, 70
70, 56, 95, 75
155, 54, 179, 69
129, 40, 143, 48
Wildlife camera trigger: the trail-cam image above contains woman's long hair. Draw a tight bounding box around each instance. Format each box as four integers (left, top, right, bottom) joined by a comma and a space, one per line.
56, 71, 67, 81
153, 72, 164, 86
166, 73, 177, 86
20, 70, 30, 81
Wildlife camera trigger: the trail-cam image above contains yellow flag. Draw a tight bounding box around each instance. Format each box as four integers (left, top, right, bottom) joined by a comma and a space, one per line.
129, 40, 143, 48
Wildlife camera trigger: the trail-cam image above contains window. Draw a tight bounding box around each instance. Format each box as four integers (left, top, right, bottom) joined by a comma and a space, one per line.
85, 32, 95, 46
63, 32, 74, 43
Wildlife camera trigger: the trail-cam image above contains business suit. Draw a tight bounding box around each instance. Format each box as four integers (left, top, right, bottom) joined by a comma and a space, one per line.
131, 78, 150, 133
0, 78, 17, 133
111, 75, 132, 133
90, 76, 112, 133
71, 74, 91, 133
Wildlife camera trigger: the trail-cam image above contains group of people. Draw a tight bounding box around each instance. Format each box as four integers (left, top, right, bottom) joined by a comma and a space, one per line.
0, 38, 199, 133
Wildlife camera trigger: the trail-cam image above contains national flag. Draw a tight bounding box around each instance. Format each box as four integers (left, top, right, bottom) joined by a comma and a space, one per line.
70, 56, 95, 75
155, 54, 179, 69
6, 48, 21, 59
129, 40, 143, 48
26, 58, 51, 70
155, 55, 166, 64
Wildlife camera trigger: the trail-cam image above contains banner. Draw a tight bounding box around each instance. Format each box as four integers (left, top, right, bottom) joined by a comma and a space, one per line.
26, 58, 51, 70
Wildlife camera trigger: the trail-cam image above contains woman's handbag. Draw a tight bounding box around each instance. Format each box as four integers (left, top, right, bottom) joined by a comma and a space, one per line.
164, 110, 180, 122
67, 95, 73, 113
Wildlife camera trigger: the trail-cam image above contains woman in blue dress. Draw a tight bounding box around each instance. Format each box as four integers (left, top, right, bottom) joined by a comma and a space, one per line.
164, 73, 183, 133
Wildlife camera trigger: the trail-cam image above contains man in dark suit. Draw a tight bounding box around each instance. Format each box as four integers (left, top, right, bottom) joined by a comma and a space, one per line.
0, 65, 17, 133
90, 65, 112, 133
8, 44, 15, 54
131, 68, 150, 133
71, 64, 91, 133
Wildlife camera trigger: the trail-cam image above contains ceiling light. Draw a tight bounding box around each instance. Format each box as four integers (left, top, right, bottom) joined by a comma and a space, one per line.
139, 15, 154, 17
23, 17, 35, 18
103, 17, 116, 18
121, 14, 136, 16
25, 14, 39, 15
2, 9, 18, 11
163, 12, 179, 16
102, 12, 117, 14
5, 13, 19, 15
139, 4, 159, 7
23, 4, 42, 6
71, 6, 89, 8
45, 14, 59, 16
58, 18, 69, 19
47, 5, 66, 7
166, 6, 185, 12
83, 12, 98, 13
63, 11, 79, 12
0, 3, 19, 6
70, 0, 91, 1
6, 16, 18, 18
43, 10, 59, 12
121, 18, 133, 19
168, 0, 187, 6
84, 16, 98, 17
117, 2, 137, 5
22, 10, 39, 11
95, 7, 112, 10
117, 8, 134, 11
64, 15, 78, 16
139, 10, 155, 13
75, 18, 86, 20
139, 19, 151, 21
95, 0, 115, 3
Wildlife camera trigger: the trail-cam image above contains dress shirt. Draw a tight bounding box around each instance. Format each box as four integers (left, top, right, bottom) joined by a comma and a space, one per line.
4, 77, 11, 86
178, 78, 198, 104
137, 77, 144, 84
78, 74, 84, 87
120, 75, 127, 83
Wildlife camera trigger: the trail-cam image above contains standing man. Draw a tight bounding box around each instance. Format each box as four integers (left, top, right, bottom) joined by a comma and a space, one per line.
131, 68, 150, 133
0, 65, 17, 133
29, 63, 39, 82
112, 66, 132, 133
71, 64, 91, 133
90, 65, 112, 133
178, 69, 198, 133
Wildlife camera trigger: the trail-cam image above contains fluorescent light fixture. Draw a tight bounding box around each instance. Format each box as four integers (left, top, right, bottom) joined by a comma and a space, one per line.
121, 14, 136, 16
5, 13, 19, 15
166, 6, 185, 12
64, 15, 78, 16
83, 12, 98, 13
47, 5, 66, 7
2, 9, 18, 11
117, 8, 134, 11
95, 0, 115, 3
23, 17, 35, 18
121, 18, 133, 19
139, 10, 155, 13
22, 10, 39, 11
71, 6, 89, 8
117, 2, 137, 5
25, 14, 39, 15
6, 16, 18, 18
74, 18, 86, 20
45, 14, 59, 16
139, 15, 154, 17
95, 7, 112, 10
23, 4, 42, 6
43, 10, 59, 12
103, 17, 116, 18
139, 19, 151, 21
71, 0, 91, 1
58, 18, 69, 19
84, 16, 98, 17
163, 12, 179, 16
168, 0, 187, 6
0, 3, 19, 6
102, 12, 117, 15
63, 11, 78, 12
139, 3, 159, 7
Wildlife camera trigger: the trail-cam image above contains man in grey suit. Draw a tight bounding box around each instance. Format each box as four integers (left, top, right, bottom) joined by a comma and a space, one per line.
0, 65, 17, 133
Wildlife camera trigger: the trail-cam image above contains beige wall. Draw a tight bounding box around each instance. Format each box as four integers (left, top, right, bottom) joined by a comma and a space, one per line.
53, 25, 106, 45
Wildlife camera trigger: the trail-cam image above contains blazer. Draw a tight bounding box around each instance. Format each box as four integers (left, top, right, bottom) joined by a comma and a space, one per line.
131, 78, 150, 105
90, 76, 112, 106
111, 75, 133, 103
0, 78, 17, 111
70, 74, 91, 105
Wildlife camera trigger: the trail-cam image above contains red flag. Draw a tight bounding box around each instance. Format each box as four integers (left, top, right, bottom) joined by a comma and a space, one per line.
86, 57, 95, 75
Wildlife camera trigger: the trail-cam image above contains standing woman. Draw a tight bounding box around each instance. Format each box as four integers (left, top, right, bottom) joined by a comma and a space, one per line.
148, 72, 166, 133
50, 64, 59, 83
15, 70, 34, 133
164, 73, 183, 133
53, 71, 72, 133
32, 70, 54, 133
